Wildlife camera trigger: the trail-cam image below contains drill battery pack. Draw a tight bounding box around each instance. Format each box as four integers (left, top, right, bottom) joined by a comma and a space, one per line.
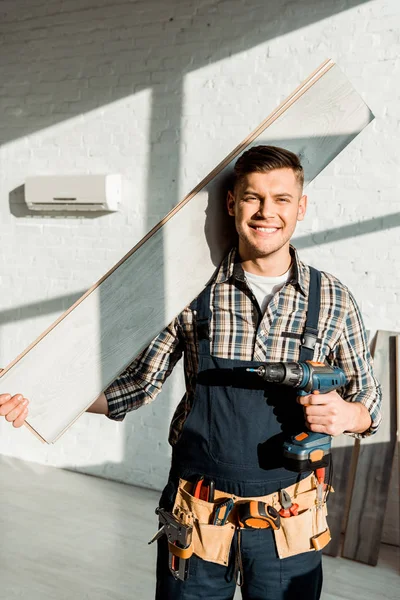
283, 431, 332, 473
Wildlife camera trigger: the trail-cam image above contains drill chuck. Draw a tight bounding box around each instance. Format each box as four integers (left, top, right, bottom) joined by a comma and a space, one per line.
248, 362, 304, 387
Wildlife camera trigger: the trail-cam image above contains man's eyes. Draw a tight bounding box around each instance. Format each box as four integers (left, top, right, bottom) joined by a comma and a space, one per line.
242, 196, 290, 202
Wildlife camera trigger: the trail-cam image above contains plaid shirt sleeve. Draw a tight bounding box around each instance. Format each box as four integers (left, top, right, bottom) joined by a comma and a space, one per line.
104, 318, 183, 421
334, 291, 382, 438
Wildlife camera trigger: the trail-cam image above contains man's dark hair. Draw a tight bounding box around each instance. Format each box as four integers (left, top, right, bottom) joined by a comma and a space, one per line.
233, 145, 304, 190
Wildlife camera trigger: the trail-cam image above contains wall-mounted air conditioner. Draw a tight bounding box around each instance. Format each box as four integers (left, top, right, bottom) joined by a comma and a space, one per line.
25, 174, 121, 212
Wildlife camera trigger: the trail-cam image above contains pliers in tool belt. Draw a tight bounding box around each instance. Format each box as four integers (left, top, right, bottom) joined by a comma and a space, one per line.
279, 489, 299, 518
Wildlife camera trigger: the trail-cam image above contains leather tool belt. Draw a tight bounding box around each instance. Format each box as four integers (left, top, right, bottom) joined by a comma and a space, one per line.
172, 473, 332, 564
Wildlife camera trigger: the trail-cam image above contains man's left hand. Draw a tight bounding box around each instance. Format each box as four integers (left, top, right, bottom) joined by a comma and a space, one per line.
296, 390, 369, 436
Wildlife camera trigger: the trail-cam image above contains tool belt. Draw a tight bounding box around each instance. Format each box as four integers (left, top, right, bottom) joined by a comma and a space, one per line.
171, 473, 332, 565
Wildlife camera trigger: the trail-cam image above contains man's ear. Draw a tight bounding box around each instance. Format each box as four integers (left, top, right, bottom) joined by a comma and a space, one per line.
227, 190, 236, 216
297, 194, 307, 222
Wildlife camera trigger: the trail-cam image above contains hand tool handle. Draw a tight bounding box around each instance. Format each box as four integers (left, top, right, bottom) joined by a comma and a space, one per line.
193, 475, 215, 502
213, 498, 234, 526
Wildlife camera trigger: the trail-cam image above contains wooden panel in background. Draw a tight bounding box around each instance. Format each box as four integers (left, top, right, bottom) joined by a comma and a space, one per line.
380, 335, 400, 548
397, 336, 400, 551
381, 336, 399, 547
323, 436, 357, 557
342, 331, 398, 565
398, 335, 400, 549
0, 60, 374, 443
324, 331, 371, 557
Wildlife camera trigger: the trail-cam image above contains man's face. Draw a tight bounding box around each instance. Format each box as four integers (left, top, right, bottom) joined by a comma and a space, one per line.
227, 168, 307, 260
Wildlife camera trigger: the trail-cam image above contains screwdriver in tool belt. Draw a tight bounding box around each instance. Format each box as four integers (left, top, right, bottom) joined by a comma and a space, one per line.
315, 468, 326, 504
315, 467, 326, 531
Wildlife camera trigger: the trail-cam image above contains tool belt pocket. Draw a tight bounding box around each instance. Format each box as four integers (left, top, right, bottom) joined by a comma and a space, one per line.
274, 491, 331, 559
172, 481, 235, 566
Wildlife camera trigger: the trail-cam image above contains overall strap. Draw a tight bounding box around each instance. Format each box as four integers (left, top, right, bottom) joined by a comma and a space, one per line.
190, 285, 212, 357
299, 266, 321, 362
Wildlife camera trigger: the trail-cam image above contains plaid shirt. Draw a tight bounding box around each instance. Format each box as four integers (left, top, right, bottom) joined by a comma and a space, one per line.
105, 246, 382, 444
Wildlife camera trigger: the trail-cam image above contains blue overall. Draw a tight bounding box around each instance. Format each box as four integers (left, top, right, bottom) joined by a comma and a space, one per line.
156, 268, 323, 600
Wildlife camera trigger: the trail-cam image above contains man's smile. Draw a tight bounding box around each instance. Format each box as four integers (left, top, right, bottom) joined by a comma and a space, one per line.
249, 225, 281, 235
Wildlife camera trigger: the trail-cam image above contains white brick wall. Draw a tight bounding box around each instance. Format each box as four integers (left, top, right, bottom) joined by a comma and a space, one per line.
0, 0, 399, 542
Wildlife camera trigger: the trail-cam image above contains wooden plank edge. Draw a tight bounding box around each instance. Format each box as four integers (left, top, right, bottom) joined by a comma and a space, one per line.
397, 335, 400, 559
24, 396, 112, 444
0, 60, 335, 381
24, 421, 46, 444
50, 398, 103, 444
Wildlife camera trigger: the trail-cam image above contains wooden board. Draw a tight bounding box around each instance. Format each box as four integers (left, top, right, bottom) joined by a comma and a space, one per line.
323, 435, 357, 557
0, 59, 374, 443
381, 334, 400, 547
398, 336, 400, 551
396, 335, 400, 552
323, 331, 371, 557
342, 330, 398, 565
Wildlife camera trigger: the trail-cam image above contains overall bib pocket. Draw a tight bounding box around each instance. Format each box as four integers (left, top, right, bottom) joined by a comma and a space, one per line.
208, 385, 277, 468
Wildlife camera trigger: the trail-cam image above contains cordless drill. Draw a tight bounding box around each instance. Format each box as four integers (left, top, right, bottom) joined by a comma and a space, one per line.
247, 361, 347, 472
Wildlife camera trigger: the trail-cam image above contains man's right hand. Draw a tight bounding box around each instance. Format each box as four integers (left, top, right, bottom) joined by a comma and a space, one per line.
0, 394, 29, 427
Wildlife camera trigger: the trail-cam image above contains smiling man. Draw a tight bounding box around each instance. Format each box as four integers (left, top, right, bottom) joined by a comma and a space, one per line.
1, 146, 381, 600
227, 156, 307, 274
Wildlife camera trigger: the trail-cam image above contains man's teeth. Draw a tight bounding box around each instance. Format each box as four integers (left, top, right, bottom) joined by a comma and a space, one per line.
254, 226, 278, 232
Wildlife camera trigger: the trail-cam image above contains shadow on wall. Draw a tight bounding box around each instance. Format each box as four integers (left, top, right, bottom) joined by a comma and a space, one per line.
0, 0, 375, 490
294, 211, 400, 248
1, 0, 371, 146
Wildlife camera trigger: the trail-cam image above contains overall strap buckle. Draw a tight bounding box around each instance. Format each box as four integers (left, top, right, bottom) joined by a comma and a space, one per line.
299, 267, 321, 361
301, 328, 318, 351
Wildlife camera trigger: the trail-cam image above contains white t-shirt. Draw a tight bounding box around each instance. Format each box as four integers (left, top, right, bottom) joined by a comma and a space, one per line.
244, 267, 292, 314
